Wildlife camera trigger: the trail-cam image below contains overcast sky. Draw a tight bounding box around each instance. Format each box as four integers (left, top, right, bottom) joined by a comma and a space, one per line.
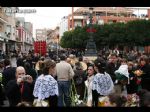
16, 7, 148, 38
16, 7, 79, 37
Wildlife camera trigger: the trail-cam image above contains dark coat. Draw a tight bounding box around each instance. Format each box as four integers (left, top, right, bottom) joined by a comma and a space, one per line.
126, 70, 138, 94
2, 67, 16, 89
73, 69, 87, 100
25, 68, 37, 81
106, 62, 120, 82
5, 80, 34, 106
17, 58, 24, 67
139, 64, 150, 91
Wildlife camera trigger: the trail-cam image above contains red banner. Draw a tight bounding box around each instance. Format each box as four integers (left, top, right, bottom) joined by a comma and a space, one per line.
34, 41, 47, 56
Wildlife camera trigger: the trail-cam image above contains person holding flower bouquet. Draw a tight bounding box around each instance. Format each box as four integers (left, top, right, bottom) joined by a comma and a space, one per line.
133, 69, 144, 92
136, 56, 150, 91
126, 61, 138, 94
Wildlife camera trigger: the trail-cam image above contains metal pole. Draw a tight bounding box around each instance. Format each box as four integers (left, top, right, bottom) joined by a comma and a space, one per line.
72, 7, 74, 30
89, 8, 93, 41
40, 41, 41, 56
57, 40, 58, 60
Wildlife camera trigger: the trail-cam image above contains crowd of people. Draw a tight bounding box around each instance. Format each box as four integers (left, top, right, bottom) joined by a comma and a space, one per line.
0, 48, 150, 107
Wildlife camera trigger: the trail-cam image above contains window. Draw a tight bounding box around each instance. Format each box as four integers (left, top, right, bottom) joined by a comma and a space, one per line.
5, 7, 12, 16
16, 30, 18, 37
6, 25, 11, 34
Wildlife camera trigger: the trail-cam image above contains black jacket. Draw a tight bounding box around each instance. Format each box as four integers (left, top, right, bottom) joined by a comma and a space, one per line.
139, 64, 150, 91
5, 80, 34, 106
2, 67, 16, 89
126, 70, 138, 94
106, 62, 120, 82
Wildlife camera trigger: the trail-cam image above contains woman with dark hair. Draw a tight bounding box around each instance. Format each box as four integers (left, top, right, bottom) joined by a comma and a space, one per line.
33, 59, 58, 106
137, 55, 150, 91
84, 65, 95, 107
35, 57, 45, 76
24, 62, 37, 81
92, 58, 114, 107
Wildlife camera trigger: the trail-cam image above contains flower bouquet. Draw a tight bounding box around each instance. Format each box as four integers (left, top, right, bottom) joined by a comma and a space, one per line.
133, 70, 144, 77
0, 73, 3, 87
0, 73, 2, 83
71, 79, 85, 106
98, 96, 109, 107
125, 93, 140, 107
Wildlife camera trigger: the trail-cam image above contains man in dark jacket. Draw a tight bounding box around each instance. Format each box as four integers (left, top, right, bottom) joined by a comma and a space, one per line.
106, 53, 120, 83
2, 59, 16, 89
5, 66, 34, 106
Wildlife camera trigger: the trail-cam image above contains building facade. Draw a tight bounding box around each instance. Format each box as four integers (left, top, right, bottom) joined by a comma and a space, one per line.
47, 26, 59, 51
0, 7, 18, 55
16, 17, 33, 53
59, 16, 68, 39
0, 7, 8, 53
36, 28, 47, 41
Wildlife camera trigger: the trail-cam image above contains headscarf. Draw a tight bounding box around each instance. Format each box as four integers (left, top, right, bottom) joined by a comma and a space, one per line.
33, 74, 58, 100
115, 64, 129, 79
92, 72, 114, 95
115, 64, 129, 83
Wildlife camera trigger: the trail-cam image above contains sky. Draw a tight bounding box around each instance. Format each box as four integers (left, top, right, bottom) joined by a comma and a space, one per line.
16, 7, 79, 38
16, 7, 149, 38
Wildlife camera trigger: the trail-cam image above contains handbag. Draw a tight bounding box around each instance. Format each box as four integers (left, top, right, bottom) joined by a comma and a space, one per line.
33, 99, 49, 107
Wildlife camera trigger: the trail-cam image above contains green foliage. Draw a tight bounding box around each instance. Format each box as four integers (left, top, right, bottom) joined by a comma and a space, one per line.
60, 20, 150, 49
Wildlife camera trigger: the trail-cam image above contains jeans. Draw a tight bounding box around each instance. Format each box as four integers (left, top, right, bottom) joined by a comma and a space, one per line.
57, 81, 71, 107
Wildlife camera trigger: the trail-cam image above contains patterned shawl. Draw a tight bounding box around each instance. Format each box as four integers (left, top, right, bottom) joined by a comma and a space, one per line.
92, 72, 114, 95
33, 74, 58, 100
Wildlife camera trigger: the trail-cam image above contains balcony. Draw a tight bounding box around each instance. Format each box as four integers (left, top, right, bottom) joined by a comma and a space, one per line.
0, 11, 8, 23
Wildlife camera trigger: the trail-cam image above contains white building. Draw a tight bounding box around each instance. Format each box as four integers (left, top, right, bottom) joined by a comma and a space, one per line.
59, 16, 68, 40
36, 28, 47, 41
1, 7, 17, 54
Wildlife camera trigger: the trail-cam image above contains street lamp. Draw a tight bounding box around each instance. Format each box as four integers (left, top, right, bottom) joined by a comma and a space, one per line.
56, 34, 59, 61
84, 7, 97, 57
20, 23, 24, 53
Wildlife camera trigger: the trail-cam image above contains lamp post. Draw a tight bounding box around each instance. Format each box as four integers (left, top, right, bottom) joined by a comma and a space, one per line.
56, 35, 59, 61
84, 7, 97, 57
20, 23, 24, 53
